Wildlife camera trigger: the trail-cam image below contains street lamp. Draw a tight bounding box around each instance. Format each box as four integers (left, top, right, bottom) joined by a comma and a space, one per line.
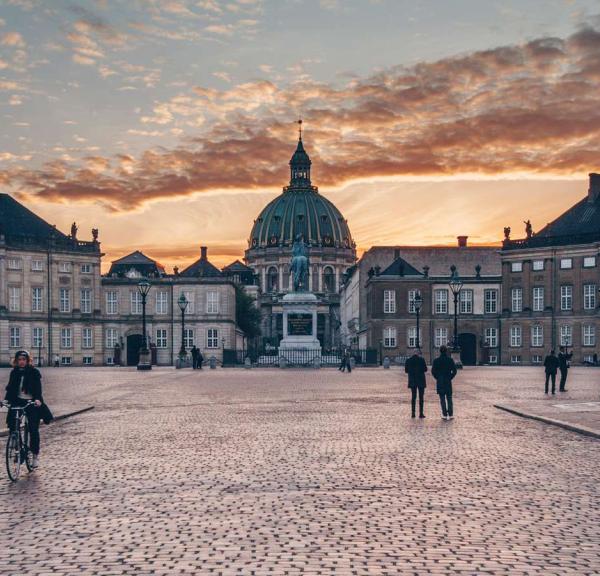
414, 291, 423, 350
448, 265, 463, 368
178, 293, 188, 364
137, 280, 152, 371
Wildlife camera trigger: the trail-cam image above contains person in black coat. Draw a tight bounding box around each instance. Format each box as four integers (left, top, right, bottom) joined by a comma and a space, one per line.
543, 350, 560, 394
558, 347, 573, 392
431, 346, 457, 420
404, 350, 427, 418
3, 350, 53, 468
197, 349, 204, 370
191, 346, 199, 369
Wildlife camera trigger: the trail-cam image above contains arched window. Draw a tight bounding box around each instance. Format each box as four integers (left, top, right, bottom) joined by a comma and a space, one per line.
323, 266, 335, 293
267, 266, 279, 293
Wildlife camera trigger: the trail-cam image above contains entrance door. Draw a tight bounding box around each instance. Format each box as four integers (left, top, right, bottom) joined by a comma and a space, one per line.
127, 334, 143, 366
458, 333, 477, 366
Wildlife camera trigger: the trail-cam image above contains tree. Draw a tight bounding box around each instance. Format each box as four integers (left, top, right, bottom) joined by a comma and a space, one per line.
235, 285, 261, 339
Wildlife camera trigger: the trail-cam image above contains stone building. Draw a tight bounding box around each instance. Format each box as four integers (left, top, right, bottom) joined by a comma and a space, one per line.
0, 194, 238, 366
245, 134, 357, 349
500, 173, 600, 365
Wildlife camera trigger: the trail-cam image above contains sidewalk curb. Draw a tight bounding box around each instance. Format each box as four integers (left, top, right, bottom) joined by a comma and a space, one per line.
0, 405, 94, 438
494, 404, 600, 440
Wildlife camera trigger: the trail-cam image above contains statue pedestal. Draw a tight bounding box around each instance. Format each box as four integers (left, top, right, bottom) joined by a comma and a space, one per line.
279, 292, 321, 366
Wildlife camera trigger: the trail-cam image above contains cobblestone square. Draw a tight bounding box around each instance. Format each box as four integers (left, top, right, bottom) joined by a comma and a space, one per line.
1, 366, 600, 575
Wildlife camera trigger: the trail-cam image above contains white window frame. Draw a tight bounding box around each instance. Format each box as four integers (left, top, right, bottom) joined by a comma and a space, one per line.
60, 327, 72, 349
105, 328, 119, 348
459, 289, 473, 314
511, 262, 523, 272
484, 328, 498, 348
510, 325, 522, 347
61, 356, 72, 366
31, 259, 44, 272
83, 356, 93, 365
560, 258, 572, 270
407, 326, 422, 348
183, 291, 195, 314
206, 291, 220, 314
583, 325, 596, 347
106, 291, 118, 315
510, 354, 522, 364
59, 261, 72, 273
531, 325, 544, 348
7, 258, 22, 270
434, 289, 448, 314
531, 355, 543, 364
32, 327, 44, 349
184, 328, 195, 349
560, 325, 572, 347
10, 326, 20, 348
532, 287, 544, 312
31, 287, 43, 313
59, 288, 71, 313
583, 256, 597, 268
80, 263, 92, 274
484, 289, 497, 314
532, 260, 544, 271
383, 290, 396, 314
434, 327, 448, 348
511, 288, 523, 313
156, 291, 168, 315
8, 286, 21, 312
383, 326, 397, 348
131, 291, 142, 315
206, 328, 219, 349
408, 290, 420, 314
560, 285, 573, 311
82, 327, 93, 349
583, 284, 596, 310
156, 329, 168, 348
80, 288, 92, 314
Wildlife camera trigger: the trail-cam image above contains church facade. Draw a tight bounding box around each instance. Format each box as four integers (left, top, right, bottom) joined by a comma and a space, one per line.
244, 134, 357, 350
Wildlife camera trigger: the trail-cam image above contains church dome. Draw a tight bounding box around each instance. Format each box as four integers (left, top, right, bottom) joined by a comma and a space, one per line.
248, 136, 354, 250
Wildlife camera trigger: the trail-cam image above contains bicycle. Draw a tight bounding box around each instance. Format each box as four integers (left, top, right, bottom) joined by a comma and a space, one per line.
1, 400, 36, 482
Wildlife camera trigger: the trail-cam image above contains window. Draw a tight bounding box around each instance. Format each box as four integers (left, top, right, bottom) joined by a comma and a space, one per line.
106, 291, 118, 315
511, 288, 523, 312
383, 290, 396, 314
80, 289, 92, 313
60, 328, 72, 348
560, 325, 572, 347
560, 285, 573, 311
531, 355, 543, 364
206, 328, 219, 349
584, 284, 596, 310
83, 356, 93, 365
323, 266, 335, 293
510, 354, 522, 364
32, 327, 43, 349
267, 266, 278, 293
408, 290, 421, 314
8, 286, 21, 312
31, 259, 44, 271
510, 325, 522, 347
434, 289, 448, 314
484, 328, 498, 348
105, 328, 119, 348
61, 356, 72, 366
583, 325, 596, 347
156, 291, 168, 315
131, 291, 142, 315
59, 261, 71, 273
407, 326, 422, 348
584, 354, 595, 364
383, 327, 397, 348
484, 290, 498, 314
82, 327, 93, 348
488, 355, 498, 364
81, 263, 92, 274
560, 258, 572, 269
184, 328, 195, 348
206, 291, 219, 314
532, 287, 544, 312
7, 258, 22, 270
183, 291, 194, 314
59, 288, 71, 313
583, 256, 597, 268
511, 262, 523, 272
531, 325, 544, 347
156, 329, 168, 348
31, 287, 43, 312
459, 289, 473, 314
10, 327, 20, 348
532, 260, 544, 271
434, 327, 448, 348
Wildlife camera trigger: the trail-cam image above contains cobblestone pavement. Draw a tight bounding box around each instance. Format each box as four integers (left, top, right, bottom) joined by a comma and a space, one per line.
1, 366, 599, 575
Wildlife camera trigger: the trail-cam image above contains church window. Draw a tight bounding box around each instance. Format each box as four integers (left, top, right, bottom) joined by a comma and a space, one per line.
323, 267, 335, 293
267, 266, 279, 292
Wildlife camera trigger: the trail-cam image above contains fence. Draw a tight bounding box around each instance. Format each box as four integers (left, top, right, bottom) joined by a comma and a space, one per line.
222, 348, 379, 367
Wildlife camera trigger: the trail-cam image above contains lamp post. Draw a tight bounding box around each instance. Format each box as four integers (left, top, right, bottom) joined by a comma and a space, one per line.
137, 280, 152, 371
448, 265, 463, 368
414, 291, 423, 350
177, 293, 188, 367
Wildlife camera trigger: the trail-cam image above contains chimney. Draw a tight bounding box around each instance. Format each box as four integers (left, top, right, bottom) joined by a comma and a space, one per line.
457, 235, 468, 248
201, 246, 208, 260
588, 173, 600, 202
394, 248, 400, 260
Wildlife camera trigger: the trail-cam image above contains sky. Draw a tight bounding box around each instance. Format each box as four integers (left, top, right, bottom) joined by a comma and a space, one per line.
1, 0, 600, 271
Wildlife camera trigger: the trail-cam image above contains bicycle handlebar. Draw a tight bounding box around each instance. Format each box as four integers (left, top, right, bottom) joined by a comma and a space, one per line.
0, 400, 36, 409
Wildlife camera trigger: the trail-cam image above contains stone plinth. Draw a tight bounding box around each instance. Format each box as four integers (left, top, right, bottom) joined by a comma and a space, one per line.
279, 292, 321, 365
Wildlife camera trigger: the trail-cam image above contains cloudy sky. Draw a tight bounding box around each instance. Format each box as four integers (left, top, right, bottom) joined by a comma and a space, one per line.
1, 0, 600, 270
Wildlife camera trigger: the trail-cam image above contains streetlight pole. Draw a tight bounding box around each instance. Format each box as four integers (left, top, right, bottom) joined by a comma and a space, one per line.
137, 280, 152, 371
177, 293, 189, 368
414, 292, 423, 351
448, 265, 463, 369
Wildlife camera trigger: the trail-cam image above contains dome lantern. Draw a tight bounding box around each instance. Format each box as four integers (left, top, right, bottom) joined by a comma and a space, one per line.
289, 119, 311, 187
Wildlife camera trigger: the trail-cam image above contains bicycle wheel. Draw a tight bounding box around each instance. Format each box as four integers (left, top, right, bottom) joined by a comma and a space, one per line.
23, 425, 34, 472
5, 432, 21, 482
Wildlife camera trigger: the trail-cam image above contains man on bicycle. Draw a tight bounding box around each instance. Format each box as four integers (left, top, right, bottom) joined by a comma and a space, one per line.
3, 350, 46, 468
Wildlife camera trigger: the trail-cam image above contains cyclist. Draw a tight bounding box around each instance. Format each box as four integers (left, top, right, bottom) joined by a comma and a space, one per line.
3, 350, 45, 468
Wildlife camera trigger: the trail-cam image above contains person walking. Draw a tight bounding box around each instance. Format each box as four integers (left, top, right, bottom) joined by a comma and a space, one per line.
558, 346, 573, 392
404, 349, 427, 418
197, 349, 204, 370
431, 346, 457, 420
543, 349, 560, 394
191, 345, 199, 369
339, 348, 351, 373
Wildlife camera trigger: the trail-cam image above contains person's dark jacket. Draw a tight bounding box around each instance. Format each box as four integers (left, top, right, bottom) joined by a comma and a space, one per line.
431, 354, 457, 394
544, 355, 560, 375
558, 351, 572, 371
4, 366, 53, 424
404, 354, 427, 389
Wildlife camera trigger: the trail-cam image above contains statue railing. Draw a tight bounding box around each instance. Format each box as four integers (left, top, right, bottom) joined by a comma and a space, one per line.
503, 231, 600, 250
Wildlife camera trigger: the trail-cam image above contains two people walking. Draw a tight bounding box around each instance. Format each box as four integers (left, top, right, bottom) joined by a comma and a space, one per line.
190, 346, 204, 370
338, 348, 352, 373
405, 346, 458, 420
544, 347, 572, 394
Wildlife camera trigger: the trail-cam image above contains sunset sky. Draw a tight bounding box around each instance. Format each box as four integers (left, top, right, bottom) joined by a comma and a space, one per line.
1, 0, 600, 271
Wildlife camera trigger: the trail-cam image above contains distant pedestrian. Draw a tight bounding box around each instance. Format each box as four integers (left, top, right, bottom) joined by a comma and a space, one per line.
53, 353, 59, 368
431, 346, 457, 420
543, 349, 560, 395
197, 349, 204, 370
339, 348, 352, 373
558, 346, 573, 392
191, 346, 199, 369
404, 349, 427, 418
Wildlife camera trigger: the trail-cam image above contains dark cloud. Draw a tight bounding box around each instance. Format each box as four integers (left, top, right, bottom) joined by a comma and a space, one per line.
3, 23, 600, 211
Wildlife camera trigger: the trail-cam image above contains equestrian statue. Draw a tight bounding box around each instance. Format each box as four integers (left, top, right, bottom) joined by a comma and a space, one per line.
290, 234, 309, 292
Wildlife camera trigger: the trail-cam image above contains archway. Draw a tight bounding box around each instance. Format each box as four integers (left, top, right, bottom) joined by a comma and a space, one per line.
458, 333, 477, 366
127, 334, 143, 366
